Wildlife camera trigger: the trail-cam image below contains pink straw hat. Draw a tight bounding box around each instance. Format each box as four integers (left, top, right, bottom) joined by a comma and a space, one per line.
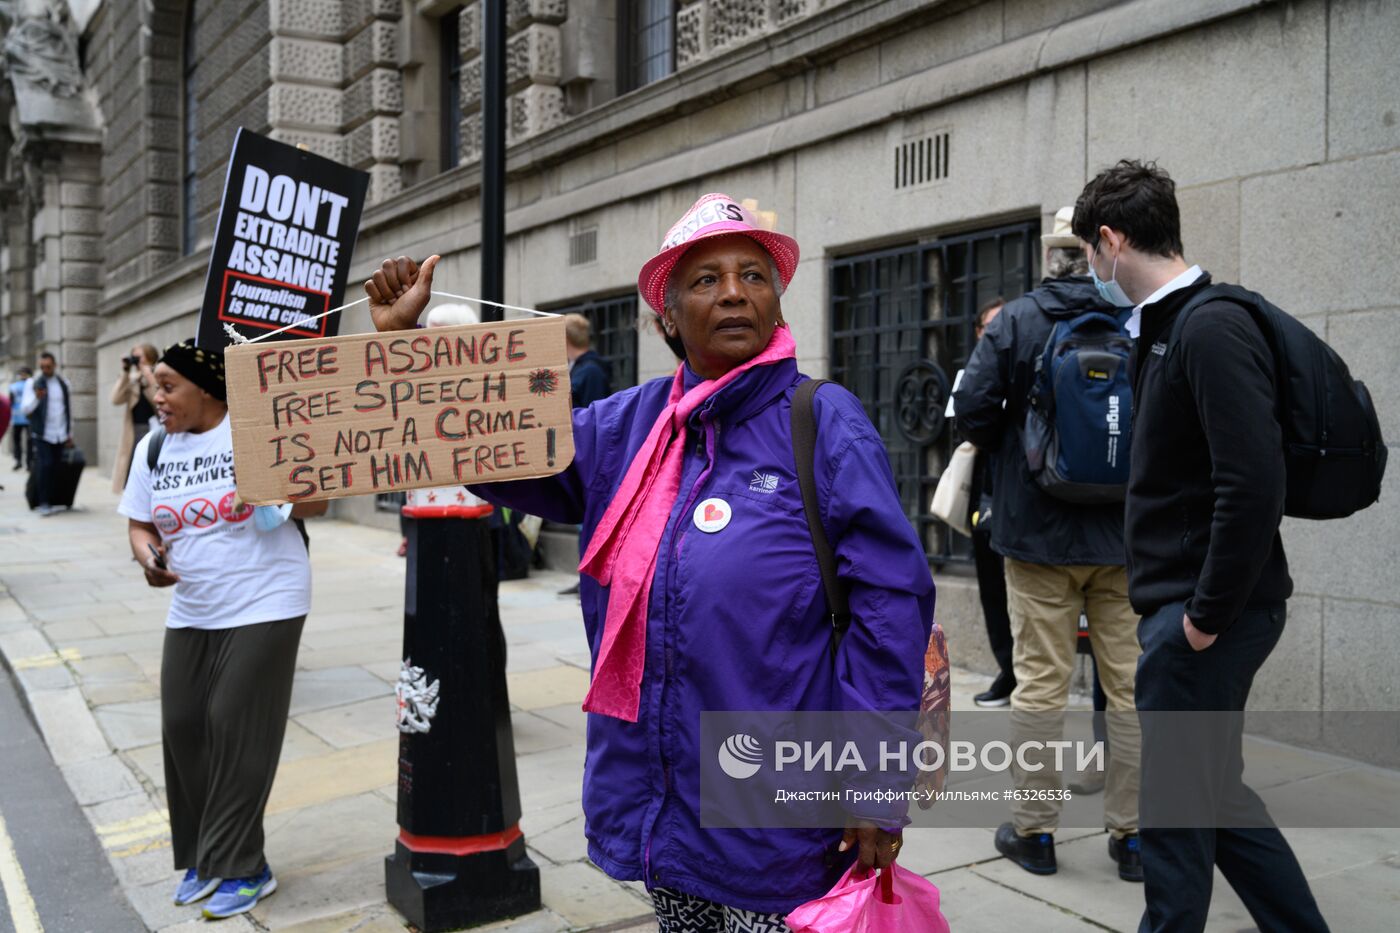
637, 193, 800, 314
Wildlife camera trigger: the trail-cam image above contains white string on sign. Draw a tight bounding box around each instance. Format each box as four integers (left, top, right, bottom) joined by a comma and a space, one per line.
224, 290, 559, 346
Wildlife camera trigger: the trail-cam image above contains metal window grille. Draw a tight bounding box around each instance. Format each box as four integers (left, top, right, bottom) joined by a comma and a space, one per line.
620, 0, 674, 93
569, 227, 598, 266
829, 221, 1041, 564
894, 132, 951, 189
550, 293, 639, 393
441, 7, 463, 171
181, 2, 199, 255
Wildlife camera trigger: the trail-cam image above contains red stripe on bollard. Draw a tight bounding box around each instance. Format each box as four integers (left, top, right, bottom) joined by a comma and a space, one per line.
400, 504, 495, 520
398, 824, 523, 856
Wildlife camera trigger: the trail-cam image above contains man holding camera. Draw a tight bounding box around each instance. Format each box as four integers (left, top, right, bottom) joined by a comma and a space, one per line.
21, 352, 74, 516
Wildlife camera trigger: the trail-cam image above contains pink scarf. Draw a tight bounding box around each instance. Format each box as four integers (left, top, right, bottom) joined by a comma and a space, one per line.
579, 326, 797, 721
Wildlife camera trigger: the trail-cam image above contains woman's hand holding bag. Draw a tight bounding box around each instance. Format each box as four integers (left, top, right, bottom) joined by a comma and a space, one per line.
784, 862, 950, 933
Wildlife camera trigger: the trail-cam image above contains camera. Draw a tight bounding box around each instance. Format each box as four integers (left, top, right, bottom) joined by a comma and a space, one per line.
122, 354, 140, 370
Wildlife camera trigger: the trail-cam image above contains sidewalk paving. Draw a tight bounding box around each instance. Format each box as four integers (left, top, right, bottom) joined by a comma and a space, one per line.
0, 463, 1396, 932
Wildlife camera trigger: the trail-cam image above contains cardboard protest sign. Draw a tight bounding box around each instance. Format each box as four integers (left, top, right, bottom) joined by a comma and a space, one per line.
196, 128, 369, 349
224, 316, 575, 504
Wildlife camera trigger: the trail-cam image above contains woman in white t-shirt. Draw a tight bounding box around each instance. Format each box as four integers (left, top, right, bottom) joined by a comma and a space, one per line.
119, 339, 326, 920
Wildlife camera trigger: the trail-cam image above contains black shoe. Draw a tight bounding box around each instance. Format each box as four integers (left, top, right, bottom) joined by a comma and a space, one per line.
994, 822, 1056, 875
1109, 833, 1143, 882
557, 582, 580, 596
974, 672, 1015, 708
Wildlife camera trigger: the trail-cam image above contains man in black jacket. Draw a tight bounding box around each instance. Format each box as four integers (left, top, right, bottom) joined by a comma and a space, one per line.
953, 208, 1142, 883
1072, 160, 1329, 933
20, 352, 74, 516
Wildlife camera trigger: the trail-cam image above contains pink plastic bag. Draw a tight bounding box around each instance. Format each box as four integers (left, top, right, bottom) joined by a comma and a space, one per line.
785, 863, 951, 933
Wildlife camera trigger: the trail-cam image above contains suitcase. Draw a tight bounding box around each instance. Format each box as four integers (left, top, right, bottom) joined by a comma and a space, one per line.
26, 446, 85, 509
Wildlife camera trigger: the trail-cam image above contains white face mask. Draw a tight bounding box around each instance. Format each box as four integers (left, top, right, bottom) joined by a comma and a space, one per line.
1090, 243, 1135, 308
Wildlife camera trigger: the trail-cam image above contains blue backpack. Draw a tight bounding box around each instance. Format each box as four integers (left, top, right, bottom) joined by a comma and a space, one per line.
1022, 310, 1134, 503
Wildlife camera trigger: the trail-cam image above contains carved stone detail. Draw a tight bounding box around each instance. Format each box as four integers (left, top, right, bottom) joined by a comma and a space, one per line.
508, 0, 567, 31
677, 2, 707, 69
708, 0, 769, 54
1, 0, 85, 97
507, 24, 562, 90
675, 0, 829, 71
508, 83, 566, 140
776, 0, 809, 24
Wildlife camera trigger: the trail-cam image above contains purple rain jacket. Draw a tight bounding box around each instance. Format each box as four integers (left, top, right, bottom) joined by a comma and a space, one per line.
476, 357, 935, 914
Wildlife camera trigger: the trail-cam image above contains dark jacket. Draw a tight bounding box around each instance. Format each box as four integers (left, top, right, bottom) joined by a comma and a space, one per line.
1126, 273, 1291, 634
28, 373, 72, 442
570, 350, 613, 409
952, 276, 1126, 566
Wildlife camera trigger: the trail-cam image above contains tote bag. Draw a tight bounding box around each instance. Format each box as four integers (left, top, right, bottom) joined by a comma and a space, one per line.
930, 441, 976, 537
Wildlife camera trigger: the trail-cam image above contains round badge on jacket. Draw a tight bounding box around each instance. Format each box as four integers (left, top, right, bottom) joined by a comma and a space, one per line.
692, 497, 732, 533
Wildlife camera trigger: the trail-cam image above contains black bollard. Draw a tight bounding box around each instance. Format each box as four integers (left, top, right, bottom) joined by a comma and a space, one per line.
385, 504, 541, 931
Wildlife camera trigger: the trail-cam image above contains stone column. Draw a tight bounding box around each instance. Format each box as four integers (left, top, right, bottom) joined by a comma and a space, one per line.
37, 144, 104, 454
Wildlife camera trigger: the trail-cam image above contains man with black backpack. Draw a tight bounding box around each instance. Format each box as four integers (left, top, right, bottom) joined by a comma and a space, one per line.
1071, 159, 1347, 933
954, 207, 1144, 883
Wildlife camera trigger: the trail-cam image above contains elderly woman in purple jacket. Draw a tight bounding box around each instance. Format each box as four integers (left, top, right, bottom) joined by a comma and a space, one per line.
366, 194, 935, 931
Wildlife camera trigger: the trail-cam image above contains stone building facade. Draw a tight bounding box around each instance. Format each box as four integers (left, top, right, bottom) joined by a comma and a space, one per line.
2, 0, 1397, 729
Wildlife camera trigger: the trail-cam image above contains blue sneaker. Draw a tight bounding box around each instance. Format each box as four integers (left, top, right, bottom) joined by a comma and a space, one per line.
202, 867, 277, 919
173, 868, 222, 905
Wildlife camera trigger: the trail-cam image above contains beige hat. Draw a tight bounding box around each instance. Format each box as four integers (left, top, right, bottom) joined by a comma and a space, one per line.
1041, 206, 1081, 250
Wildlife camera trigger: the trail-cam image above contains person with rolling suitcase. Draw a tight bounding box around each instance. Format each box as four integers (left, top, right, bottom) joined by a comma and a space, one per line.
21, 352, 81, 516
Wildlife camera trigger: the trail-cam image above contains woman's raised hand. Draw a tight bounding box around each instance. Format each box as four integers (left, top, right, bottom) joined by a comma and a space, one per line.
365, 255, 440, 332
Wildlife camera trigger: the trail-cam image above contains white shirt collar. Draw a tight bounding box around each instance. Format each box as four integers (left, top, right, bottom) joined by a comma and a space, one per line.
1126, 265, 1202, 339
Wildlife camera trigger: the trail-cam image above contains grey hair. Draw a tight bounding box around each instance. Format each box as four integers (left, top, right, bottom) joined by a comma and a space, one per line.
663, 256, 786, 315
1046, 246, 1089, 279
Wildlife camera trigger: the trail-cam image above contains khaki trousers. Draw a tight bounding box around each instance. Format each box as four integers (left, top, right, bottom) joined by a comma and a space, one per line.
1004, 558, 1140, 838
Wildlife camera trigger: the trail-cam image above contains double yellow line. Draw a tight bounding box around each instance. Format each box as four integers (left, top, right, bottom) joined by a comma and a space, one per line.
0, 809, 42, 933
96, 809, 172, 859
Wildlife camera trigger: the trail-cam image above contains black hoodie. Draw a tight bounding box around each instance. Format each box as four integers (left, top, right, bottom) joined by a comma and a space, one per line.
952, 276, 1126, 566
1126, 273, 1290, 634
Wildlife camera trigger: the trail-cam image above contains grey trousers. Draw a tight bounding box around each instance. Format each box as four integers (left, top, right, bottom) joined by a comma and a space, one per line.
161, 617, 305, 879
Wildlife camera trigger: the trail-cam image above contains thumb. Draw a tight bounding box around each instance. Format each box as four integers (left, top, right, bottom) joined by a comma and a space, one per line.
417, 254, 441, 291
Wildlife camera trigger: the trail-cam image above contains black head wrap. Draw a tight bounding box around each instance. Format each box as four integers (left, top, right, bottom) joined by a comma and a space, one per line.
160, 339, 226, 401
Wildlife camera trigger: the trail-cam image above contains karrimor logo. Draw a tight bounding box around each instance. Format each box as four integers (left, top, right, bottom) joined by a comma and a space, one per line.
718, 734, 764, 779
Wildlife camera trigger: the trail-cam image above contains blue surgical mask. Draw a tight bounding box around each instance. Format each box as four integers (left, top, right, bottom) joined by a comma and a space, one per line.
253, 503, 293, 532
1090, 245, 1135, 308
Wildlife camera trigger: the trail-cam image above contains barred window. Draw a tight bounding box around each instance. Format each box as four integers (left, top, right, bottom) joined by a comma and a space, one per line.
830, 221, 1040, 564
548, 293, 639, 394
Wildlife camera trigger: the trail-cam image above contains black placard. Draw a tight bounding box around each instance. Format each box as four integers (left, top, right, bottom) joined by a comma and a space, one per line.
196, 128, 369, 349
